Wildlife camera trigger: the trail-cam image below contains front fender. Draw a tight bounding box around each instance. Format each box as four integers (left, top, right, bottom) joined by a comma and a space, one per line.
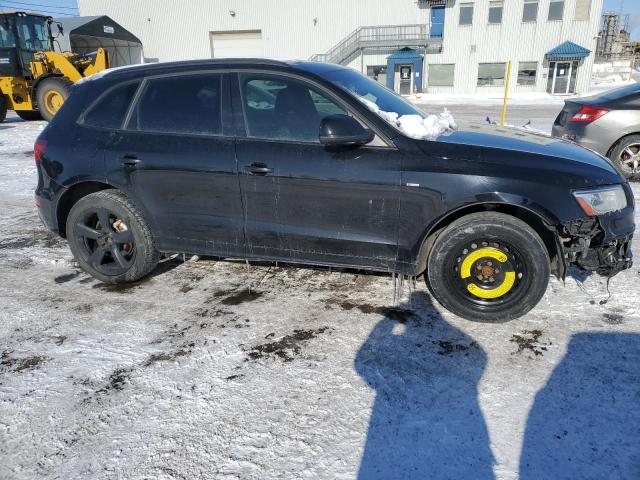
409, 193, 564, 277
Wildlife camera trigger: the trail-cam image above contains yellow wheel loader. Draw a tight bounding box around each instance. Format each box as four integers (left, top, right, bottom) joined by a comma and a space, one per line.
0, 11, 108, 122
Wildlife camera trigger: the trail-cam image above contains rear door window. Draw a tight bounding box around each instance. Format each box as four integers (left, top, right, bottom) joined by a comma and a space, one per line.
83, 81, 140, 129
129, 73, 222, 135
240, 74, 347, 142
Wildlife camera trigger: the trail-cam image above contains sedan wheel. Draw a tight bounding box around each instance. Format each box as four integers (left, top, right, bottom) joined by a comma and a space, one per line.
619, 143, 640, 176
609, 134, 640, 181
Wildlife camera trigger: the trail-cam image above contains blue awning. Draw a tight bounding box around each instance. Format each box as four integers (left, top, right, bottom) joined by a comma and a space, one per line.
546, 41, 591, 59
387, 47, 423, 60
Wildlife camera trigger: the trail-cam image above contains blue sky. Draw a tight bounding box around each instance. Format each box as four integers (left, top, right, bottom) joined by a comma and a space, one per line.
3, 0, 639, 40
0, 0, 78, 17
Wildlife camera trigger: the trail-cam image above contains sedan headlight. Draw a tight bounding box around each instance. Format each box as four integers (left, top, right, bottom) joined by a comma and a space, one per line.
573, 185, 627, 216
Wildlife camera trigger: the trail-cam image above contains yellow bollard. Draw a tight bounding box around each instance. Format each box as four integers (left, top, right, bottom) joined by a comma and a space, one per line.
501, 60, 512, 127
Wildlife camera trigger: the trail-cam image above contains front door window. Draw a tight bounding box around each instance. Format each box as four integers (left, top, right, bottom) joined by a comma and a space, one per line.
547, 61, 579, 95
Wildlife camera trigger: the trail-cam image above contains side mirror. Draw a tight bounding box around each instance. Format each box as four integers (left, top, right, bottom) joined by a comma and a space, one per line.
57, 23, 64, 36
319, 114, 374, 147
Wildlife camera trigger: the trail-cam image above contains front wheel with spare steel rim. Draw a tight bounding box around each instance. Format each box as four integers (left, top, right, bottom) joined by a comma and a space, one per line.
609, 134, 640, 181
426, 212, 550, 322
66, 190, 161, 283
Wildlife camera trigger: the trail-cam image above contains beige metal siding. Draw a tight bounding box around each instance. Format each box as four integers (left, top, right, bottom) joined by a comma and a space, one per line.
78, 0, 604, 95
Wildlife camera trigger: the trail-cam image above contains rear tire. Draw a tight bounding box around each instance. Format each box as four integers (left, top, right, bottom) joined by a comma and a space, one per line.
16, 110, 43, 121
426, 212, 550, 323
0, 95, 7, 123
608, 134, 640, 181
36, 77, 73, 122
66, 190, 161, 284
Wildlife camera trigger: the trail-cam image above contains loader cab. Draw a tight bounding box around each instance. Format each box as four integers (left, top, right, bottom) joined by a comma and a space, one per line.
0, 12, 53, 78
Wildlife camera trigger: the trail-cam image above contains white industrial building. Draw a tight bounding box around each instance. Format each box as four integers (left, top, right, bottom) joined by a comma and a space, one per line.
77, 0, 603, 96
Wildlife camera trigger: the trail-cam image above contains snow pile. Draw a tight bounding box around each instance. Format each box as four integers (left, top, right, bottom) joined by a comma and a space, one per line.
358, 97, 456, 140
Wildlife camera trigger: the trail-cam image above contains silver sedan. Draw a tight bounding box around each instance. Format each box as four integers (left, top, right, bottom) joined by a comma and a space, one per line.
552, 83, 640, 180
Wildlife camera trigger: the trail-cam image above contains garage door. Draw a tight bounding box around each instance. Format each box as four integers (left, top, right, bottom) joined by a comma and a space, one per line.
210, 31, 263, 58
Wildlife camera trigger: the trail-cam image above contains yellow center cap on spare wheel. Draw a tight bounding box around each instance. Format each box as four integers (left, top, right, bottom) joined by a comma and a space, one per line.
460, 247, 516, 300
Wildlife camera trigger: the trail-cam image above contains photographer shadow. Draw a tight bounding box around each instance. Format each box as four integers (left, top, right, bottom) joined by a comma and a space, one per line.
520, 332, 640, 479
355, 291, 495, 480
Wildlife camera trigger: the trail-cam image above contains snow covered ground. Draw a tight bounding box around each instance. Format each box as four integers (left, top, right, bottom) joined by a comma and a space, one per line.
1, 114, 639, 480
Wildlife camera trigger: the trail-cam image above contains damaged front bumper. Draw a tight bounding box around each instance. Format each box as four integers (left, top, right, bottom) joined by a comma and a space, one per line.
556, 207, 635, 277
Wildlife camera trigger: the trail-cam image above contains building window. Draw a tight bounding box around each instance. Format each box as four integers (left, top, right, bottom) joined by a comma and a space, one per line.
459, 3, 474, 26
366, 65, 387, 85
477, 63, 506, 86
548, 0, 564, 21
522, 0, 538, 23
488, 1, 503, 24
517, 62, 538, 86
428, 64, 455, 87
574, 0, 591, 21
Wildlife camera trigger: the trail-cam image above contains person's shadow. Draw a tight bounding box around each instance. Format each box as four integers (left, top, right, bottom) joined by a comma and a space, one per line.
355, 291, 495, 480
520, 332, 640, 479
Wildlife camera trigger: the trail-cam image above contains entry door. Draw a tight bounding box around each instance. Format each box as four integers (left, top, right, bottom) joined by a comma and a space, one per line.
104, 72, 245, 256
233, 73, 401, 269
398, 65, 413, 95
548, 61, 578, 95
554, 62, 571, 94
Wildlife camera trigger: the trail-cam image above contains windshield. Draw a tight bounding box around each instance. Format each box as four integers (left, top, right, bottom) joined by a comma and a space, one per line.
0, 21, 16, 48
312, 66, 456, 141
317, 67, 426, 119
16, 16, 50, 51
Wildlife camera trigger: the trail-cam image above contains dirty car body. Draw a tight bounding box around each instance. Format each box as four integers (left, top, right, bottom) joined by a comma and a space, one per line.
34, 59, 634, 321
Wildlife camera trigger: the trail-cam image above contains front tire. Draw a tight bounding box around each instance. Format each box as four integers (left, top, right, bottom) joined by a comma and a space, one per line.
16, 110, 43, 121
66, 190, 161, 284
0, 94, 7, 123
426, 212, 550, 322
36, 77, 72, 122
609, 134, 640, 181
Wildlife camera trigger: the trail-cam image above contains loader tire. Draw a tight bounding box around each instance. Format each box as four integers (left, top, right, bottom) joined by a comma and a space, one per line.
0, 95, 7, 123
16, 110, 43, 121
36, 77, 73, 121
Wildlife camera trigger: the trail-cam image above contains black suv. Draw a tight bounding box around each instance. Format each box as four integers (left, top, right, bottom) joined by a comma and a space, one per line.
35, 59, 634, 321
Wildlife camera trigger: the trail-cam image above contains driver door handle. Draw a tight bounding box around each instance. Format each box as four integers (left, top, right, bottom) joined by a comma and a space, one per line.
245, 162, 273, 175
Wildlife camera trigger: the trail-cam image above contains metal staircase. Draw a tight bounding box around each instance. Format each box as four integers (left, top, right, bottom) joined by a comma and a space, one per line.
310, 24, 441, 64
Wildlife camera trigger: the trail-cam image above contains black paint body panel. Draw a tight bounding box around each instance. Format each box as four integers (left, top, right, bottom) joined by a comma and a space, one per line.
35, 59, 635, 276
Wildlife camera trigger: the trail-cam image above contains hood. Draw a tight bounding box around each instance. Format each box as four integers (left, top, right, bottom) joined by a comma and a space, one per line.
435, 123, 622, 184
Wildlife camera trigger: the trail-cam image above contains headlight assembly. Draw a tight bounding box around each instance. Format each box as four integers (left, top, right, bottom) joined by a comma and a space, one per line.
573, 185, 627, 216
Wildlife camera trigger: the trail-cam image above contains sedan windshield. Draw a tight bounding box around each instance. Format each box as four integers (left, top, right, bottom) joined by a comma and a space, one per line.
595, 82, 640, 102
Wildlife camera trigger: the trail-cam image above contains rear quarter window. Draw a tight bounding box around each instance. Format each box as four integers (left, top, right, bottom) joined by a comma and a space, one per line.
82, 81, 140, 129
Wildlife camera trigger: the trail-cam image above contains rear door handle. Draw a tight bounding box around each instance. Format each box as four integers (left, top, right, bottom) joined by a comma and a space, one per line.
245, 163, 273, 175
121, 154, 142, 168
